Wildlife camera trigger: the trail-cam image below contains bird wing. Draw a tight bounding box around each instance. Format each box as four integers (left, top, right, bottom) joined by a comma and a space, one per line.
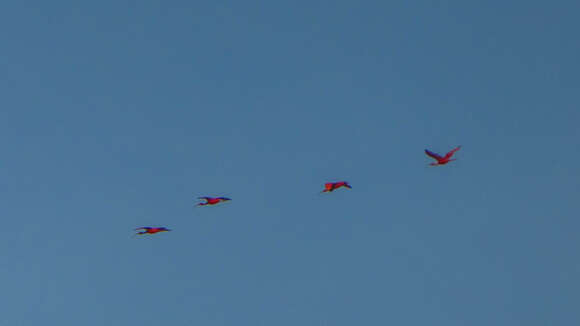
198, 196, 211, 200
425, 149, 443, 160
444, 146, 461, 159
135, 227, 151, 230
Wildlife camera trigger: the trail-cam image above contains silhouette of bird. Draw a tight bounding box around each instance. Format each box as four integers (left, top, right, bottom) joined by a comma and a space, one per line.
425, 145, 461, 166
197, 196, 232, 206
321, 181, 352, 193
134, 227, 171, 235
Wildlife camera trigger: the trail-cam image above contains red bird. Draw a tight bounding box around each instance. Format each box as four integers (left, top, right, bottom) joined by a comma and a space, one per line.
196, 196, 232, 206
425, 146, 461, 166
322, 181, 352, 193
134, 227, 171, 235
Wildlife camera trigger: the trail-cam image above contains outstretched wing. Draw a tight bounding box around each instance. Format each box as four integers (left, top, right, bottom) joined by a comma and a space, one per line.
444, 146, 461, 159
425, 149, 443, 160
135, 227, 151, 230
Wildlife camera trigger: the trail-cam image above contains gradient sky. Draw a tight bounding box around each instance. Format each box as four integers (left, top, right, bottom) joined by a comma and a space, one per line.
2, 1, 579, 325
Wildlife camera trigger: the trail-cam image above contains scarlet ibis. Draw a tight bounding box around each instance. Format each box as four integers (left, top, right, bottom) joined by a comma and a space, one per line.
197, 196, 232, 206
321, 181, 352, 193
425, 145, 461, 166
134, 227, 171, 235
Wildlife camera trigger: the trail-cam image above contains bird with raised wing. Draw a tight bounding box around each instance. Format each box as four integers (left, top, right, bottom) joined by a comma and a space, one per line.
425, 146, 461, 166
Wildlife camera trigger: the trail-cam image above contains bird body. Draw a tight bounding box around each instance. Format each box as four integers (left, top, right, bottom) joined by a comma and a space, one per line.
322, 181, 352, 192
197, 196, 232, 206
425, 146, 461, 166
135, 227, 171, 235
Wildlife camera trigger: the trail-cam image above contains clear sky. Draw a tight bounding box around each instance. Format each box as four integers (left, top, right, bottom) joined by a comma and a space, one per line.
1, 1, 579, 325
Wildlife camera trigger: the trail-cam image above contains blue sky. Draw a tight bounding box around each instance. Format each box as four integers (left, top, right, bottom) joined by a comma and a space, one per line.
1, 1, 579, 325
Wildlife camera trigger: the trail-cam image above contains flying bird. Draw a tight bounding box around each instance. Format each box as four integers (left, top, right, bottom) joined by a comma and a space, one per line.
321, 181, 352, 193
134, 227, 171, 235
196, 196, 232, 206
425, 145, 461, 166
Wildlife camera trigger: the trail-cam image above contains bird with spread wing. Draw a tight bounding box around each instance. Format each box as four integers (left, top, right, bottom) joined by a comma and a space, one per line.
196, 196, 232, 206
425, 146, 461, 166
321, 181, 352, 193
134, 227, 171, 235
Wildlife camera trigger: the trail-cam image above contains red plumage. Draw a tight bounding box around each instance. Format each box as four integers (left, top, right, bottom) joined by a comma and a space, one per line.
322, 181, 352, 192
197, 196, 232, 206
425, 146, 461, 166
135, 227, 171, 235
